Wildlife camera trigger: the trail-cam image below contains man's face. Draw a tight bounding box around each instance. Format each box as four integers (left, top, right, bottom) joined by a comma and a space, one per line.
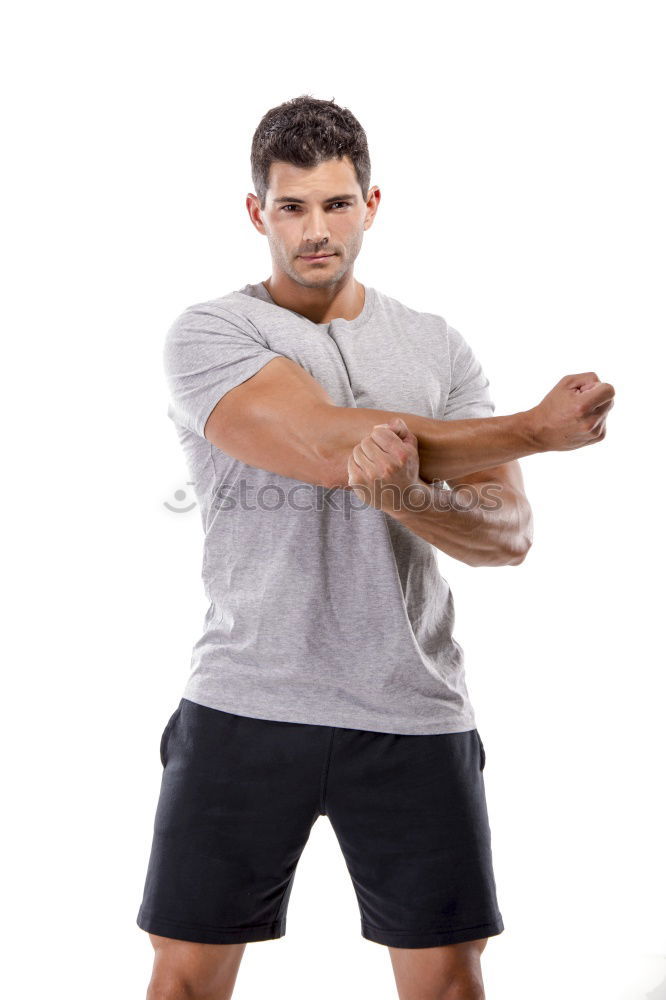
252, 156, 378, 289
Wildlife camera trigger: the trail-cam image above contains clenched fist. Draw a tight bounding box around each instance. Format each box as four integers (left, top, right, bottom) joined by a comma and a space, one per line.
528, 373, 615, 451
347, 417, 428, 515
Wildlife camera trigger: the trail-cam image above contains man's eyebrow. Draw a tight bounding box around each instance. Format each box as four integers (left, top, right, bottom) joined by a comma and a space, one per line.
272, 194, 358, 204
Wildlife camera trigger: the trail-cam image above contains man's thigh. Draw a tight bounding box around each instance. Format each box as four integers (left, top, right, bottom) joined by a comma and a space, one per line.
325, 726, 504, 949
136, 699, 328, 944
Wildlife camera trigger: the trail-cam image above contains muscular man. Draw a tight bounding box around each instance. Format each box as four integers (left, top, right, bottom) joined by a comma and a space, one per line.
137, 95, 614, 1000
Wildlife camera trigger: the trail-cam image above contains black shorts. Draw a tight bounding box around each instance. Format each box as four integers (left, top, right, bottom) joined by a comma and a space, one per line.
136, 698, 504, 949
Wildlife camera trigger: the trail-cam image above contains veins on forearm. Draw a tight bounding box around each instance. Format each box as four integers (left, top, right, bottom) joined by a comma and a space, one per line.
389, 481, 533, 568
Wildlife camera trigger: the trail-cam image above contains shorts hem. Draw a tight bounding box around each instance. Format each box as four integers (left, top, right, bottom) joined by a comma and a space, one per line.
136, 908, 286, 944
360, 915, 505, 949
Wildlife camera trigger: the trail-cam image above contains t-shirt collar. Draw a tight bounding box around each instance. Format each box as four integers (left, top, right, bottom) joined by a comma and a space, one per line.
248, 280, 376, 331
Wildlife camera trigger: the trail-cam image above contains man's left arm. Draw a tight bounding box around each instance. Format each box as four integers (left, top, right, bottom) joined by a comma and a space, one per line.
347, 418, 534, 567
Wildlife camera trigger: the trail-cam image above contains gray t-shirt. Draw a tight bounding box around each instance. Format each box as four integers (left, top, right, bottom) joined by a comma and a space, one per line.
163, 280, 495, 734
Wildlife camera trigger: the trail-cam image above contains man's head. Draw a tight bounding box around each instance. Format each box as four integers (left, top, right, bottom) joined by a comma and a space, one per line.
247, 95, 380, 290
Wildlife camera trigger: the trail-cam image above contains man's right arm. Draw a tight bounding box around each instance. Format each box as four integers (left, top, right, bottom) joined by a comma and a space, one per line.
203, 355, 614, 487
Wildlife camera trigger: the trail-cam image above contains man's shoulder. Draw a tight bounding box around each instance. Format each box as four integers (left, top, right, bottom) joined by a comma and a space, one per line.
166, 286, 273, 337
373, 287, 450, 332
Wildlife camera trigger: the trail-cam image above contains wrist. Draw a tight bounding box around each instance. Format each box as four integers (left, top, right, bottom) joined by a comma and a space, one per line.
514, 408, 546, 454
385, 479, 435, 521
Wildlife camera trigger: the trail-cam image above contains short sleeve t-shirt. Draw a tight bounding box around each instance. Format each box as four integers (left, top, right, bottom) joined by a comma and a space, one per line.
163, 280, 495, 735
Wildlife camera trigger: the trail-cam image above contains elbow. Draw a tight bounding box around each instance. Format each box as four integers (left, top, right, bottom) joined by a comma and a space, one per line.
324, 465, 350, 491
506, 543, 531, 566
505, 532, 533, 566
315, 455, 346, 491
474, 542, 530, 568
506, 500, 534, 565
469, 504, 534, 567
309, 402, 358, 490
312, 442, 349, 490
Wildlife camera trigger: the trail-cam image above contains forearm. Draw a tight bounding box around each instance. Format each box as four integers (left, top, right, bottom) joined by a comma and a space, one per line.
387, 480, 534, 567
313, 404, 542, 488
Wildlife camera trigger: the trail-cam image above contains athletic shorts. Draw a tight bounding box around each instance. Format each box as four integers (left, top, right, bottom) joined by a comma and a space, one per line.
136, 697, 504, 949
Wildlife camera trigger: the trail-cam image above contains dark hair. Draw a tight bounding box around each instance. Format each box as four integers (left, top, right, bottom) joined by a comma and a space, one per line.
250, 94, 371, 210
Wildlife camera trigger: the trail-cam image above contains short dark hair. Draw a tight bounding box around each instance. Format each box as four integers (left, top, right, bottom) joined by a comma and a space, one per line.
250, 94, 371, 210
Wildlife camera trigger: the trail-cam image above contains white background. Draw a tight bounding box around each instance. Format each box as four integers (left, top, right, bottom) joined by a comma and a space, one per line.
3, 2, 664, 998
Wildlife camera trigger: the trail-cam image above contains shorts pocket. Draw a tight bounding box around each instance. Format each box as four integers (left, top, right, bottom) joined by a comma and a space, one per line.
476, 729, 486, 771
159, 703, 182, 768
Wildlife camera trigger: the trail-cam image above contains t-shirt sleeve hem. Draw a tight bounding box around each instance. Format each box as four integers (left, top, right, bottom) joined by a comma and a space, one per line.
192, 350, 284, 438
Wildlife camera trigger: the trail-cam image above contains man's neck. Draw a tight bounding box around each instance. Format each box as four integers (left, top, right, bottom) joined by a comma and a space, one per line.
262, 274, 365, 325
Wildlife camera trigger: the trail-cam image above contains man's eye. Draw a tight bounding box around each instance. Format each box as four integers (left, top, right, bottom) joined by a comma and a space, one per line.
281, 202, 350, 213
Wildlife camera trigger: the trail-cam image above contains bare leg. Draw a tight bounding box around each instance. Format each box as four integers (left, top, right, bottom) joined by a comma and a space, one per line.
145, 933, 247, 1000
388, 937, 488, 1000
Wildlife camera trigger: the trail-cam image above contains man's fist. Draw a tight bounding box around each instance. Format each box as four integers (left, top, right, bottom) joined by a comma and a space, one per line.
528, 373, 615, 451
347, 418, 427, 515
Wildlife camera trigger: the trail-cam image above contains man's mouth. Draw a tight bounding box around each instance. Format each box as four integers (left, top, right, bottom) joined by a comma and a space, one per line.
300, 253, 335, 261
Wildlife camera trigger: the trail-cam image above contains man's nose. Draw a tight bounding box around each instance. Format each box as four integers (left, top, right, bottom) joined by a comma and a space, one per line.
302, 210, 330, 246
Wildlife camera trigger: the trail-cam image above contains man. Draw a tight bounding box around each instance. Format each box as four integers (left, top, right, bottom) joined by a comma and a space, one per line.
137, 96, 614, 1000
